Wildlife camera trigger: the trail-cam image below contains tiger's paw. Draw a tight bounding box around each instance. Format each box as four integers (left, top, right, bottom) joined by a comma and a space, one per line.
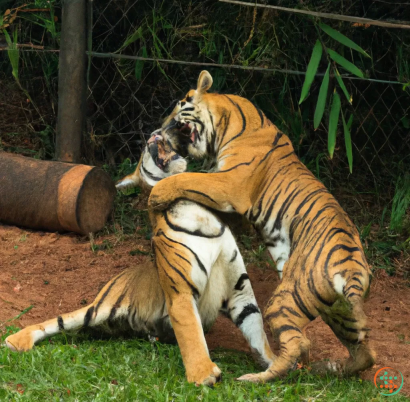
5, 327, 38, 352
115, 178, 137, 191
236, 370, 275, 383
188, 363, 222, 387
309, 360, 343, 376
148, 195, 165, 211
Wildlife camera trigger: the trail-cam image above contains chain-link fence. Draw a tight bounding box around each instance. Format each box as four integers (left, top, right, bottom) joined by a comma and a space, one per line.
85, 0, 410, 184
350, 81, 410, 175
0, 2, 60, 159
1, 0, 409, 185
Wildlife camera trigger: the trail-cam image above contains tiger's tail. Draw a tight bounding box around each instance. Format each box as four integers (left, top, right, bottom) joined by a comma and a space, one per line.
5, 271, 132, 352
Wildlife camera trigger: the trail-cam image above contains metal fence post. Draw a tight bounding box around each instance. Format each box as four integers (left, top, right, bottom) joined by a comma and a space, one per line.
56, 0, 86, 163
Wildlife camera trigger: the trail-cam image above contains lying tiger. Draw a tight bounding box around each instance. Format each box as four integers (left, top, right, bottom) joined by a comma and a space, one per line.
148, 71, 376, 383
115, 129, 187, 191
5, 134, 275, 386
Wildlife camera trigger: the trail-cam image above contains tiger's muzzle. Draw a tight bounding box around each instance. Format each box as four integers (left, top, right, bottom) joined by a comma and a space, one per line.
163, 118, 199, 157
147, 132, 181, 173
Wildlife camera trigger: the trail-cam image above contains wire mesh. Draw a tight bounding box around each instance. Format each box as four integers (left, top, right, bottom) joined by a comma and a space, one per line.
0, 0, 409, 182
85, 0, 410, 180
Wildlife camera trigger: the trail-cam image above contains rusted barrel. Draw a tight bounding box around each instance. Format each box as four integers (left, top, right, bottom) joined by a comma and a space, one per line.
0, 152, 116, 235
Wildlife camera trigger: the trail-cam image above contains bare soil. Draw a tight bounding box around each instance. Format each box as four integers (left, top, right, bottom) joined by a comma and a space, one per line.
0, 223, 409, 395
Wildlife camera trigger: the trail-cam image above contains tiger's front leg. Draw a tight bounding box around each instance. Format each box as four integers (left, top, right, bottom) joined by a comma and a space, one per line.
148, 172, 250, 217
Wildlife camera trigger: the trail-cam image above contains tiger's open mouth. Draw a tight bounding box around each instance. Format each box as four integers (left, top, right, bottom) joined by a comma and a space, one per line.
175, 121, 199, 144
147, 134, 180, 171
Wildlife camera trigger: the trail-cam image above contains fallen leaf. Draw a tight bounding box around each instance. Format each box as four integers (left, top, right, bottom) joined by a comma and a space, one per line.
16, 384, 24, 394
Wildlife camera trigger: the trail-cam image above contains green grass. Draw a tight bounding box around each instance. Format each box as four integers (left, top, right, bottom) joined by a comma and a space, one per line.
0, 328, 408, 401
390, 173, 410, 233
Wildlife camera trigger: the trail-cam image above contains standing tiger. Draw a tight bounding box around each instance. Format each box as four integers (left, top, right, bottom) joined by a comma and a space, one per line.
5, 135, 275, 386
148, 71, 376, 383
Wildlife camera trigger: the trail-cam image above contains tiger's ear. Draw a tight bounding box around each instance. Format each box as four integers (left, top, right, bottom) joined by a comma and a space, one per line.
197, 70, 213, 94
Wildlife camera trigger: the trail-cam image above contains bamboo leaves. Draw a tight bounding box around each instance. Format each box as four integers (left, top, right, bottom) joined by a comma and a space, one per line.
334, 67, 351, 103
299, 40, 323, 105
319, 23, 370, 58
135, 46, 147, 80
119, 27, 143, 52
299, 22, 371, 173
342, 113, 354, 173
327, 49, 364, 78
3, 27, 19, 82
328, 92, 341, 159
314, 63, 330, 130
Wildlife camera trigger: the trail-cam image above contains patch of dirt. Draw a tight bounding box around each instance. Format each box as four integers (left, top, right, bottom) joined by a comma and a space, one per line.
0, 225, 148, 330
0, 223, 409, 396
207, 268, 410, 396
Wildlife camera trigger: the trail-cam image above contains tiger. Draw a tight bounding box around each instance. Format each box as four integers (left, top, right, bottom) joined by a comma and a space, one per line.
115, 129, 188, 192
147, 70, 376, 383
4, 133, 275, 386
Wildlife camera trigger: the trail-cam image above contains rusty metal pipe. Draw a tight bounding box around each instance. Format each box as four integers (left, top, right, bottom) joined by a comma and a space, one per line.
0, 152, 116, 235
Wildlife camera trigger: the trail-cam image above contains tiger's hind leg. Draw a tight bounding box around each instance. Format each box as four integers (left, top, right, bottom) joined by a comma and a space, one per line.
5, 270, 132, 352
314, 297, 375, 376
220, 245, 276, 369
237, 281, 313, 383
153, 227, 222, 387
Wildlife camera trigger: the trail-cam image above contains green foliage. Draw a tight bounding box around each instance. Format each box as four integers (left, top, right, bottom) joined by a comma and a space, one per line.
318, 23, 370, 58
32, 5, 59, 43
334, 67, 351, 104
299, 22, 371, 172
37, 125, 55, 158
34, 0, 57, 6
390, 173, 410, 233
1, 328, 407, 401
105, 158, 138, 184
240, 234, 253, 250
135, 46, 147, 80
342, 113, 354, 173
314, 63, 330, 129
359, 223, 409, 275
328, 91, 341, 159
118, 26, 144, 52
114, 7, 177, 82
327, 49, 364, 78
2, 26, 19, 82
99, 161, 148, 238
299, 40, 323, 104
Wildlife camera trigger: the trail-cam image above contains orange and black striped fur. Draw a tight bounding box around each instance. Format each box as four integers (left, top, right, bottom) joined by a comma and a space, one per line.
148, 71, 376, 383
5, 135, 275, 386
